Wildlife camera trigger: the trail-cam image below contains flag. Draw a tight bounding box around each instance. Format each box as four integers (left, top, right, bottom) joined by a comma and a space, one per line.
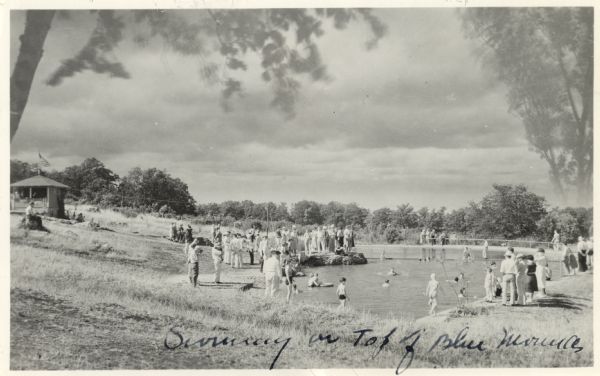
38, 152, 50, 167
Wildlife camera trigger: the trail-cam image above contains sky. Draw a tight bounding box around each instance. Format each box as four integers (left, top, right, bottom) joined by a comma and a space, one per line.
9, 8, 556, 210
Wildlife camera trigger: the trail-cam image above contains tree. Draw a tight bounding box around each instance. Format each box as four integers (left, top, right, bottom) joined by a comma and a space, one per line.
477, 184, 547, 239
118, 167, 196, 214
59, 157, 119, 202
273, 202, 290, 221
391, 203, 418, 229
291, 200, 323, 225
536, 208, 579, 244
370, 208, 393, 229
445, 208, 468, 234
11, 9, 386, 141
10, 159, 38, 182
461, 8, 593, 206
343, 202, 369, 227
219, 201, 245, 220
321, 201, 346, 226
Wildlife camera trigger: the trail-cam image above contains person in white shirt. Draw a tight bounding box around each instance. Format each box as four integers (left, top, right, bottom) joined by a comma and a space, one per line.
515, 254, 527, 305
231, 234, 243, 269
310, 228, 319, 254
500, 251, 517, 305
302, 230, 311, 256
534, 248, 549, 297
482, 240, 489, 259
223, 231, 232, 265
551, 230, 560, 252
484, 267, 495, 303
263, 250, 282, 298
343, 226, 351, 253
317, 226, 327, 253
212, 230, 223, 284
187, 239, 203, 287
25, 201, 35, 225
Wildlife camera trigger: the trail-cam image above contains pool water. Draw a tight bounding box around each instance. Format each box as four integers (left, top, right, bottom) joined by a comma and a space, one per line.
294, 248, 562, 318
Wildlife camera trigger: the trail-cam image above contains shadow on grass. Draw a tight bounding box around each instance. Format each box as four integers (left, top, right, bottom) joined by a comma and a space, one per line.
523, 294, 586, 310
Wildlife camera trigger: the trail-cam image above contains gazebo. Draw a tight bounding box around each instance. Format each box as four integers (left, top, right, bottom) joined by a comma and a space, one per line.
10, 175, 69, 218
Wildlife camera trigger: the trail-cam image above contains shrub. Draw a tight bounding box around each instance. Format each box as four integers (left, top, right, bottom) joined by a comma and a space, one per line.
384, 226, 403, 244
113, 207, 138, 219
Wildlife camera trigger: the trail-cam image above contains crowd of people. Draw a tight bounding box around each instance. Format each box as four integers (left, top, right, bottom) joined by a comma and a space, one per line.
183, 222, 593, 314
182, 223, 358, 304
424, 239, 594, 316
169, 222, 194, 243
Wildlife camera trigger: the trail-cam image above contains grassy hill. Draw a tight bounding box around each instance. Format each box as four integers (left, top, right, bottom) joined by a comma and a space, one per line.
10, 206, 593, 370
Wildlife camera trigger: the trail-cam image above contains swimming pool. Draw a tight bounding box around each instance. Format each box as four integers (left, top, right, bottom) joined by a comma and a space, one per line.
295, 248, 562, 318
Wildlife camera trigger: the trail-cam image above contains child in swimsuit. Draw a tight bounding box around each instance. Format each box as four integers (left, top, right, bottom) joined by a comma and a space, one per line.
337, 277, 348, 309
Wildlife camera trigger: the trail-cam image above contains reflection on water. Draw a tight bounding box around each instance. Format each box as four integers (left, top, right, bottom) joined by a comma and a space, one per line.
295, 248, 562, 318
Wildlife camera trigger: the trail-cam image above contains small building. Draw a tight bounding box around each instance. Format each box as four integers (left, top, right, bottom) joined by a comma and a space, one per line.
10, 175, 69, 218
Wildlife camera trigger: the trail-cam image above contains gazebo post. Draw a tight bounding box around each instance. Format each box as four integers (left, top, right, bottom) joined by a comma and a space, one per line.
29, 187, 32, 199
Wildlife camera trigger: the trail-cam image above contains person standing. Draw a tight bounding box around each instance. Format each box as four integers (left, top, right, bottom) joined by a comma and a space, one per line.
187, 239, 203, 287
245, 231, 255, 265
561, 244, 572, 276
317, 226, 326, 253
310, 227, 319, 254
429, 229, 436, 246
577, 236, 588, 272
258, 234, 268, 273
328, 225, 336, 253
186, 225, 193, 243
282, 251, 297, 303
534, 248, 549, 297
289, 225, 298, 255
337, 277, 348, 309
586, 237, 593, 271
303, 230, 311, 256
212, 229, 224, 284
25, 201, 35, 226
551, 230, 560, 252
524, 255, 538, 304
170, 223, 177, 241
484, 267, 495, 302
500, 251, 517, 306
482, 239, 489, 260
263, 250, 282, 298
343, 226, 351, 253
275, 227, 283, 248
425, 273, 440, 315
419, 228, 426, 245
223, 231, 232, 265
231, 234, 243, 269
515, 254, 527, 305
336, 227, 344, 249
178, 224, 185, 243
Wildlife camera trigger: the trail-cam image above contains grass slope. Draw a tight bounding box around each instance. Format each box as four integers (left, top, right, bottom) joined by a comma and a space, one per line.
10, 208, 594, 370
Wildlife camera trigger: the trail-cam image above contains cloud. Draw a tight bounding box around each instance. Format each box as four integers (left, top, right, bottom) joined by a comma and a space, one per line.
9, 8, 556, 209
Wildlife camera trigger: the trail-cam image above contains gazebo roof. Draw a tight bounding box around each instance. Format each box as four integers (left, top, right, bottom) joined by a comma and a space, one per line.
10, 175, 69, 189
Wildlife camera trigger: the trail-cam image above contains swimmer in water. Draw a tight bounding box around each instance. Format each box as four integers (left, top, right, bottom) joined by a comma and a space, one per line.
387, 268, 398, 276
382, 279, 390, 288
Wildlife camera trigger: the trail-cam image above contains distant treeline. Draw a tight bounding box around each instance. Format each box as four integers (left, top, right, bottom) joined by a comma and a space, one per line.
11, 158, 592, 243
